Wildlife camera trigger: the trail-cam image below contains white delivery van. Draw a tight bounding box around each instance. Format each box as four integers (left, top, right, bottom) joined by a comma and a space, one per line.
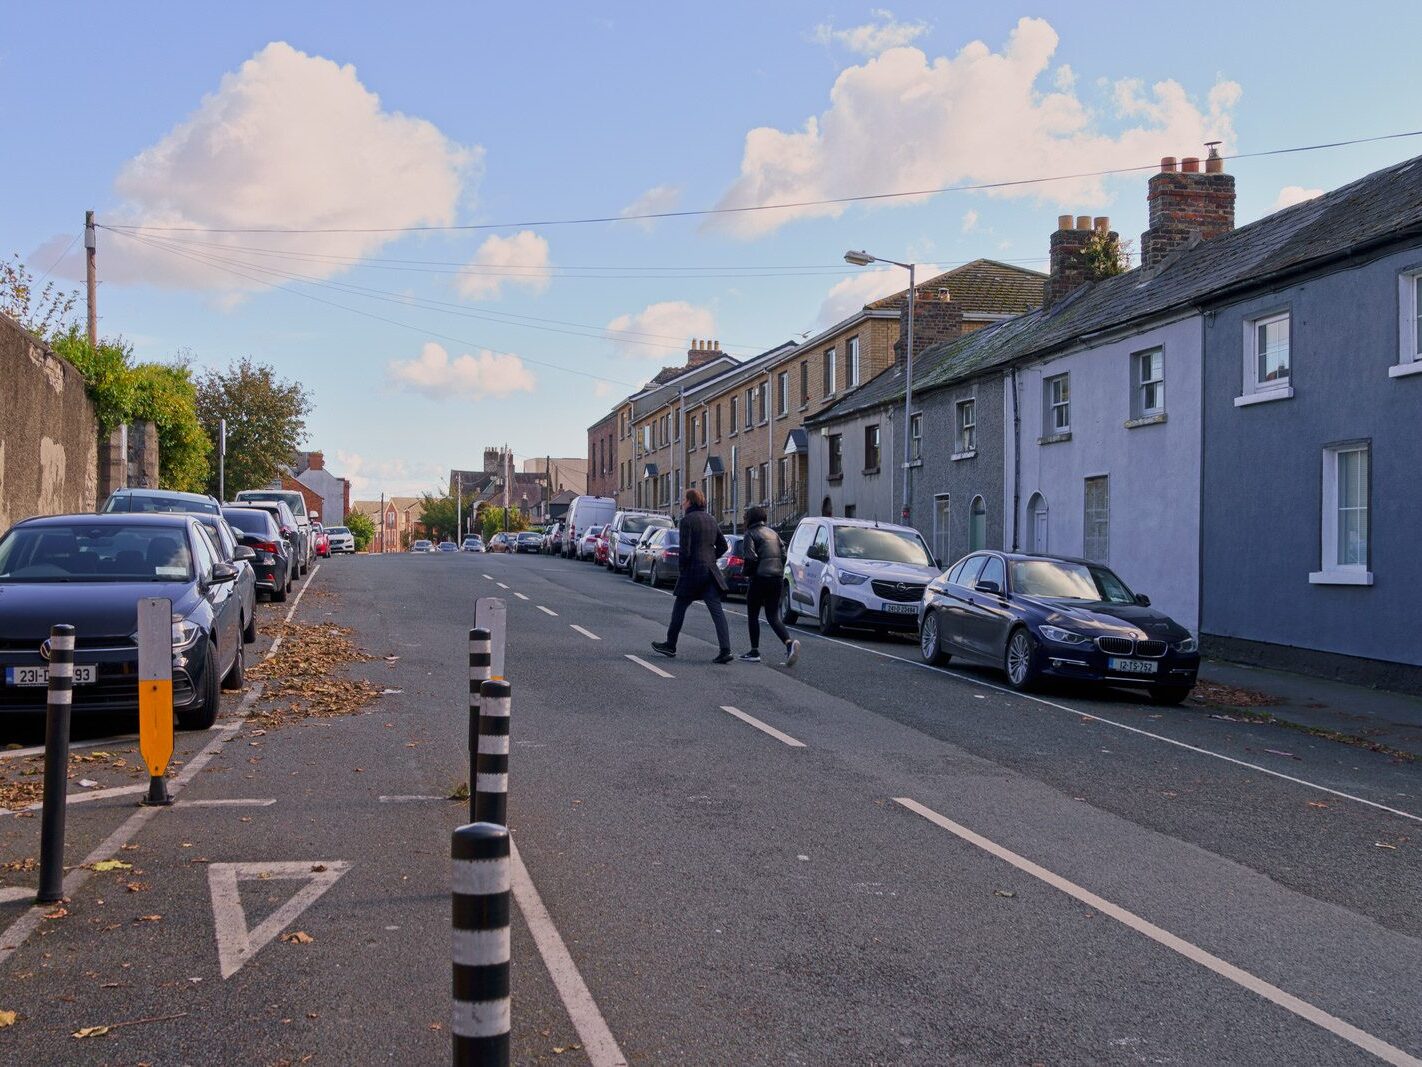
560, 496, 616, 558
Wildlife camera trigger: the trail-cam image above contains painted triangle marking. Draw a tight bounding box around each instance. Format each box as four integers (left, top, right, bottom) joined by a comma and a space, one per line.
207, 860, 351, 979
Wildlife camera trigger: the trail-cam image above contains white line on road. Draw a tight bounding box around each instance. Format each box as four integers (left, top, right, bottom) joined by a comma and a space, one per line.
720, 706, 806, 748
496, 582, 509, 589
208, 860, 352, 979
378, 795, 445, 803
0, 887, 33, 904
514, 592, 529, 601
626, 654, 673, 679
510, 842, 627, 1067
570, 625, 601, 641
1, 783, 146, 817
181, 798, 277, 808
0, 733, 139, 760
537, 606, 558, 617
483, 574, 494, 580
893, 797, 1422, 1067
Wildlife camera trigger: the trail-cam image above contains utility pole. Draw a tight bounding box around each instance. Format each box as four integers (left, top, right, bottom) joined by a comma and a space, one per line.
85, 211, 97, 348
456, 476, 463, 543
218, 418, 227, 502
379, 492, 385, 554
503, 445, 510, 533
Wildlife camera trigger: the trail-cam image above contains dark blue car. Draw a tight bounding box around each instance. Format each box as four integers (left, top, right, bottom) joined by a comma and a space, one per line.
0, 513, 248, 729
918, 551, 1199, 704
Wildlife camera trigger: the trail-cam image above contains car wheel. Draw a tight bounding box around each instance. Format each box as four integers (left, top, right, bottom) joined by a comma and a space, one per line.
649, 563, 660, 588
631, 559, 642, 583
243, 609, 257, 644
1004, 627, 1039, 691
818, 594, 839, 636
222, 640, 245, 691
920, 609, 951, 666
272, 578, 288, 602
781, 584, 799, 625
1149, 686, 1192, 706
178, 643, 221, 730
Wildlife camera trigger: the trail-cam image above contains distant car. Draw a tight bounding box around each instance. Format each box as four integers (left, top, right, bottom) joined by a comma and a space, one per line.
191, 514, 258, 645
324, 525, 356, 554
715, 534, 749, 598
918, 552, 1200, 703
437, 541, 459, 553
543, 522, 564, 555
515, 532, 542, 554
223, 506, 293, 601
593, 527, 612, 567
487, 533, 512, 553
462, 536, 485, 553
630, 528, 680, 587
578, 524, 607, 561
233, 490, 314, 575
313, 523, 331, 558
0, 513, 247, 729
101, 487, 221, 517
410, 539, 434, 553
606, 510, 673, 572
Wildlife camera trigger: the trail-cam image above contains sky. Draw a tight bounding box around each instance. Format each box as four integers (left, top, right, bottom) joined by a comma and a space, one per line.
3, 2, 1416, 498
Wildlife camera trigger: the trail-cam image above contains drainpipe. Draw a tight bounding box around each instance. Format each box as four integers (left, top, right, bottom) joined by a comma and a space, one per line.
1010, 366, 1022, 551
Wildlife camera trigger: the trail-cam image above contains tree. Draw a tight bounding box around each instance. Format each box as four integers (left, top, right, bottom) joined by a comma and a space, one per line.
1, 253, 79, 340
50, 329, 136, 433
1083, 231, 1133, 279
481, 506, 528, 542
418, 492, 459, 542
345, 511, 375, 551
131, 362, 211, 493
195, 357, 311, 498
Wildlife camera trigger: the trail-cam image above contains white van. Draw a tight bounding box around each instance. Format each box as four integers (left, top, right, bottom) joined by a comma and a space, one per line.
560, 496, 616, 558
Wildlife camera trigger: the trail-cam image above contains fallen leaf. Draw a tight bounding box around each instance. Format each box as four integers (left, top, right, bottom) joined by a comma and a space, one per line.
125, 883, 149, 893
1307, 801, 1329, 809
428, 1022, 443, 1031
448, 783, 470, 801
310, 864, 327, 873
44, 907, 69, 920
993, 889, 1017, 899
281, 930, 314, 944
91, 860, 132, 872
135, 914, 162, 923
72, 1025, 111, 1039
0, 1010, 16, 1028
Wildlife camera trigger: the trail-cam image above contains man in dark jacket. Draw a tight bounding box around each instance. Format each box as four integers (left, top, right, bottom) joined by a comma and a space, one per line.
738, 507, 800, 666
652, 488, 733, 663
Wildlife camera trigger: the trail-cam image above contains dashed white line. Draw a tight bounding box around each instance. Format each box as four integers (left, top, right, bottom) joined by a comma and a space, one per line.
496, 582, 509, 590
720, 706, 805, 748
570, 625, 601, 641
893, 797, 1422, 1067
514, 592, 529, 601
537, 606, 558, 617
483, 574, 494, 580
625, 654, 673, 679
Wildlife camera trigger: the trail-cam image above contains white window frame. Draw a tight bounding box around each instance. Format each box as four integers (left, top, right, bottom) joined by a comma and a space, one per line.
909, 412, 922, 461
1310, 443, 1373, 585
1237, 310, 1294, 405
848, 336, 861, 388
1044, 374, 1070, 435
824, 347, 837, 397
955, 399, 976, 455
1132, 347, 1165, 418
1393, 271, 1422, 378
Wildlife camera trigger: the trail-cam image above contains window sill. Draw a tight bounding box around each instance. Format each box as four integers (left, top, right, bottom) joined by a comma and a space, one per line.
1037, 432, 1072, 445
905, 458, 923, 468
1234, 386, 1294, 407
798, 403, 809, 412
1125, 413, 1167, 429
951, 450, 977, 462
862, 467, 881, 476
827, 474, 843, 484
1388, 361, 1422, 379
1308, 569, 1374, 586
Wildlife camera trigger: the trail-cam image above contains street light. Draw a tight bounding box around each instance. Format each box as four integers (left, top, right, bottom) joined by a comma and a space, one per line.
843, 249, 916, 523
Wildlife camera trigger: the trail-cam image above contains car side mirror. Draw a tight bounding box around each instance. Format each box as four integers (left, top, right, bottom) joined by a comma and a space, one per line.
974, 579, 1002, 597
210, 562, 239, 584
233, 545, 255, 561
1134, 593, 1151, 607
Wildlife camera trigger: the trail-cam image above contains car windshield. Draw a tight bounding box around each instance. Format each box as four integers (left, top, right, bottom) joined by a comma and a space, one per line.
238, 491, 306, 517
414, 540, 431, 548
327, 527, 349, 535
519, 533, 540, 541
832, 526, 933, 566
623, 515, 670, 535
106, 492, 218, 516
222, 509, 274, 536
0, 523, 194, 582
1009, 559, 1136, 604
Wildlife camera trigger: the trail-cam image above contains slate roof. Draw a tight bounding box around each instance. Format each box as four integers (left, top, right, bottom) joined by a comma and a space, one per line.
865, 259, 1045, 317
811, 152, 1422, 426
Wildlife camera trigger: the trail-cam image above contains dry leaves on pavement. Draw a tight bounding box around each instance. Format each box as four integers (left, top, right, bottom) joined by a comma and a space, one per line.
1188, 680, 1283, 708
0, 748, 145, 811
247, 621, 379, 727
281, 930, 314, 944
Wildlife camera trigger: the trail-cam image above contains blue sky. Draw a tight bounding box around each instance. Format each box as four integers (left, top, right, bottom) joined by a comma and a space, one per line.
4, 2, 1416, 497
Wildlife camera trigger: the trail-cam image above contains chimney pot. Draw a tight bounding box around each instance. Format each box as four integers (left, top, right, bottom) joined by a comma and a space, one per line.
1181, 156, 1200, 173
1075, 215, 1091, 230
1161, 156, 1177, 172
1205, 150, 1223, 174
1057, 214, 1073, 231
1093, 216, 1109, 232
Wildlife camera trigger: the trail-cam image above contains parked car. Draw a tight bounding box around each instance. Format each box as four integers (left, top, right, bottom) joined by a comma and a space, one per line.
223, 505, 292, 601
313, 523, 331, 558
782, 517, 940, 636
437, 541, 459, 553
191, 514, 258, 644
593, 528, 613, 567
630, 528, 680, 587
578, 523, 607, 561
324, 525, 356, 554
542, 522, 563, 554
226, 499, 301, 587
715, 534, 749, 598
561, 495, 616, 558
606, 510, 673, 572
233, 489, 314, 575
918, 552, 1200, 703
462, 536, 485, 553
410, 539, 434, 553
101, 487, 222, 517
0, 513, 247, 729
487, 533, 511, 553
515, 532, 542, 554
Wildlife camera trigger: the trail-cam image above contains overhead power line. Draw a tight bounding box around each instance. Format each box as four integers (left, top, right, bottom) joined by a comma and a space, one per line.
98, 129, 1422, 235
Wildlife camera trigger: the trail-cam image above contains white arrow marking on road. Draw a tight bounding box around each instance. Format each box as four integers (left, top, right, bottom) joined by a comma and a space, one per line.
207, 860, 351, 979
625, 654, 673, 679
720, 706, 805, 748
537, 606, 558, 616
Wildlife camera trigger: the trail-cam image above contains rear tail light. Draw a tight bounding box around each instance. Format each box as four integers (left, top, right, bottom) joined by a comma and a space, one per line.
727, 556, 744, 567
255, 540, 280, 554
662, 549, 678, 559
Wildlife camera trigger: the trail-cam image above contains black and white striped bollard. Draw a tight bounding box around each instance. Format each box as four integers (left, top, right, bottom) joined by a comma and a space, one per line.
452, 821, 511, 1066
468, 628, 492, 823
474, 680, 510, 827
37, 624, 75, 904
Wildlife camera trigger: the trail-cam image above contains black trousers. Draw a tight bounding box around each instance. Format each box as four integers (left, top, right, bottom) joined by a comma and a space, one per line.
746, 575, 790, 650
667, 580, 731, 652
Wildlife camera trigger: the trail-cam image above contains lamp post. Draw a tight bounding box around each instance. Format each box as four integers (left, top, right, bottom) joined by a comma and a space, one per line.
844, 250, 915, 523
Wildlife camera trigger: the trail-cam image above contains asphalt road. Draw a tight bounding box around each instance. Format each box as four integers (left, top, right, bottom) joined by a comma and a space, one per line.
1, 551, 1418, 1065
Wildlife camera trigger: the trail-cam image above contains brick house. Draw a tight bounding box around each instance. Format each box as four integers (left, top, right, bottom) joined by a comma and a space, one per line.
586, 409, 619, 499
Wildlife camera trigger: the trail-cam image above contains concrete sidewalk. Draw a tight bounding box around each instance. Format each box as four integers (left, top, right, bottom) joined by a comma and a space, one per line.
1196, 659, 1422, 757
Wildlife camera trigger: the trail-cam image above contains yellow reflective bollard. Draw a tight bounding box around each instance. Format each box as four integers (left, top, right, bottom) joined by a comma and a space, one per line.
137, 597, 175, 806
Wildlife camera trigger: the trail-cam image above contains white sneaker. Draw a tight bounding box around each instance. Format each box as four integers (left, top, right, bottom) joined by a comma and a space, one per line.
782, 640, 800, 668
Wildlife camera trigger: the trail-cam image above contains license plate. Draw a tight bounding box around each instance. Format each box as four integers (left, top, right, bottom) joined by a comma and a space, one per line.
1107, 657, 1157, 675
882, 603, 918, 615
6, 664, 98, 687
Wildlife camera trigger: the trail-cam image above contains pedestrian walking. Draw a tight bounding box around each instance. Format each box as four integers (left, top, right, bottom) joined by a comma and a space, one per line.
738, 507, 800, 667
652, 488, 734, 663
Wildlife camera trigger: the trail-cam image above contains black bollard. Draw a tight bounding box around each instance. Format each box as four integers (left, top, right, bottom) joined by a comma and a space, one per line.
37, 624, 75, 904
473, 680, 510, 827
467, 628, 492, 823
452, 822, 511, 1066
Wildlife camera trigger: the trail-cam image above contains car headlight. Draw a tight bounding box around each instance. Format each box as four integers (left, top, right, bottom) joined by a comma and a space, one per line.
1040, 625, 1090, 645
1173, 636, 1198, 654
131, 615, 201, 649
835, 569, 869, 585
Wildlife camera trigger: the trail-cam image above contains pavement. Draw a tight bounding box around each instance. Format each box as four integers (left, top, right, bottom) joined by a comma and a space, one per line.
0, 551, 1418, 1065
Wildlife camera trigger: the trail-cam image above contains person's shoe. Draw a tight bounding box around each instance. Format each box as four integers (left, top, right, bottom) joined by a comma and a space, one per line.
651, 641, 676, 658
782, 639, 800, 668
739, 650, 762, 663
713, 650, 734, 664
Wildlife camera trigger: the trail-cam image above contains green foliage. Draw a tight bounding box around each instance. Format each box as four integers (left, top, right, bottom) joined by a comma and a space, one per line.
1, 253, 79, 340
51, 329, 137, 433
195, 357, 311, 498
480, 506, 528, 542
130, 362, 211, 493
1083, 231, 1132, 279
418, 492, 459, 542
345, 511, 375, 551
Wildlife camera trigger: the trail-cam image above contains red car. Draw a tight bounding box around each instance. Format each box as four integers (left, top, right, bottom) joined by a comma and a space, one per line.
593, 527, 613, 567
313, 523, 331, 558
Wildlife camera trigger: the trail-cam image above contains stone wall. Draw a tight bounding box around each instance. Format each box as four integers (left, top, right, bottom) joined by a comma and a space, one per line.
0, 314, 100, 531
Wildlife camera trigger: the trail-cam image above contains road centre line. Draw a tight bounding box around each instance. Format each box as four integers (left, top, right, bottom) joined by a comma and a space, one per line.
625, 654, 673, 679
537, 606, 558, 616
514, 592, 529, 601
893, 797, 1422, 1067
496, 582, 509, 589
483, 574, 494, 580
570, 625, 601, 641
510, 842, 628, 1067
719, 706, 806, 748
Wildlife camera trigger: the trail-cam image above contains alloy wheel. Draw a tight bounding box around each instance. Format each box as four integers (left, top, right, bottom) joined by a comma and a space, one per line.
1006, 630, 1033, 686
920, 613, 938, 660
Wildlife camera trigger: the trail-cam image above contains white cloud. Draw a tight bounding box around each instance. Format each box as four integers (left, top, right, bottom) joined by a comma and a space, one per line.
961, 209, 979, 232
32, 42, 475, 291
1273, 185, 1323, 210
593, 380, 614, 397
712, 18, 1240, 238
456, 231, 552, 300
335, 450, 448, 499
814, 265, 940, 330
813, 10, 928, 55
605, 300, 716, 361
387, 342, 535, 400
620, 184, 683, 230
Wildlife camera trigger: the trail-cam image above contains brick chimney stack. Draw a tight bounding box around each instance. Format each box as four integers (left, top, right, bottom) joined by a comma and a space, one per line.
1044, 214, 1110, 309
1140, 145, 1236, 269
686, 338, 722, 367
894, 283, 963, 368
307, 450, 325, 471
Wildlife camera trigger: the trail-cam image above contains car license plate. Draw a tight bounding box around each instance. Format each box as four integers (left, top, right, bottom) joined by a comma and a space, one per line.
882, 603, 918, 615
6, 664, 98, 687
1107, 657, 1157, 675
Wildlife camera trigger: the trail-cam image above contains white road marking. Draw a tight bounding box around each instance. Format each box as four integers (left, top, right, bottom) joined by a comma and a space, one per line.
284, 563, 320, 624
0, 886, 34, 903
208, 860, 352, 979
514, 592, 529, 601
378, 794, 445, 803
720, 706, 806, 748
483, 573, 494, 580
496, 582, 509, 589
626, 654, 673, 679
571, 625, 601, 641
510, 842, 627, 1067
0, 782, 147, 817
894, 797, 1422, 1067
181, 798, 277, 808
0, 734, 139, 760
537, 606, 558, 617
